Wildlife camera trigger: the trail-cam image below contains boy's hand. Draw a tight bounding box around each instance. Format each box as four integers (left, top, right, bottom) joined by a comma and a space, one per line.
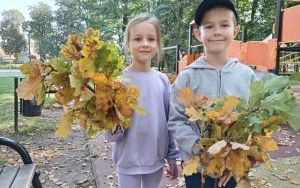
112, 124, 124, 134
191, 139, 202, 155
218, 171, 233, 187
166, 163, 178, 180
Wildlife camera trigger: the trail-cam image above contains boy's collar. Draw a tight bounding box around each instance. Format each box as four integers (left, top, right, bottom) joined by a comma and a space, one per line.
188, 56, 239, 72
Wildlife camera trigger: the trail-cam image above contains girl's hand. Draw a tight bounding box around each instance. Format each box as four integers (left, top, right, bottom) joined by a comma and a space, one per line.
166, 163, 178, 180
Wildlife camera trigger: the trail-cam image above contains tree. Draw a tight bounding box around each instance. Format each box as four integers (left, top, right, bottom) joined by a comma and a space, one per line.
0, 9, 26, 62
28, 2, 57, 59
54, 0, 85, 52
286, 0, 300, 8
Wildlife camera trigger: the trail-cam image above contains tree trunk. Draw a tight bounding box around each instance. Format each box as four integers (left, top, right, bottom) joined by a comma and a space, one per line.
176, 0, 183, 45
250, 0, 259, 24
122, 0, 128, 33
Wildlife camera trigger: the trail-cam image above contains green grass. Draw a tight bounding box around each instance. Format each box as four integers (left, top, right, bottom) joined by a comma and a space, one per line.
0, 77, 57, 135
0, 158, 6, 166
0, 77, 14, 96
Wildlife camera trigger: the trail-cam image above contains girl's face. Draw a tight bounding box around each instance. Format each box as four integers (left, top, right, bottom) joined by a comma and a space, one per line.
128, 21, 158, 66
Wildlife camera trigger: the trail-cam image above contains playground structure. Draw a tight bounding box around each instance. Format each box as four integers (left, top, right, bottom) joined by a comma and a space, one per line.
175, 0, 300, 75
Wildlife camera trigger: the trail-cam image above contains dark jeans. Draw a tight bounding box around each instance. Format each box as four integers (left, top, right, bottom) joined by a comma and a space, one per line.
184, 172, 237, 188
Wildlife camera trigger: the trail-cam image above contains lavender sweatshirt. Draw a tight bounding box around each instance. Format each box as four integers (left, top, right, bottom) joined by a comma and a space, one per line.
106, 68, 178, 175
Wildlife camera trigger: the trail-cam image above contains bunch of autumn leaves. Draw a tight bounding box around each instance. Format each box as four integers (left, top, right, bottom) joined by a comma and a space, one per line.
178, 75, 300, 184
17, 28, 143, 138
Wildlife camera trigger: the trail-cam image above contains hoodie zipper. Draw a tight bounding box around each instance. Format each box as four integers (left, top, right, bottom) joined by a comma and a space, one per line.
217, 71, 222, 98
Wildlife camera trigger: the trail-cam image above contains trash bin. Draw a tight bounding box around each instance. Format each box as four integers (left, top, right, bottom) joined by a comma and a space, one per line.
21, 98, 42, 117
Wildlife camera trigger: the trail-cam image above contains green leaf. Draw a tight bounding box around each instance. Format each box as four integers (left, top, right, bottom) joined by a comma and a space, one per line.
261, 91, 291, 115
49, 58, 72, 73
87, 128, 98, 138
211, 124, 222, 140
286, 106, 300, 131
248, 115, 262, 133
262, 74, 289, 94
236, 99, 248, 112
69, 75, 83, 96
95, 42, 124, 78
132, 106, 146, 116
248, 79, 264, 108
290, 72, 300, 82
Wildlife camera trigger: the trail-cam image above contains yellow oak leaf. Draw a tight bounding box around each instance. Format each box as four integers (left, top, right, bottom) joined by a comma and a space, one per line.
261, 115, 285, 128
93, 72, 108, 84
61, 45, 83, 60
74, 113, 88, 129
127, 86, 140, 103
206, 96, 239, 124
206, 111, 219, 121
55, 86, 75, 105
115, 92, 133, 118
70, 61, 83, 78
182, 156, 200, 176
51, 72, 70, 87
55, 112, 73, 139
167, 74, 177, 84
19, 63, 31, 74
226, 150, 251, 180
218, 96, 239, 116
61, 34, 83, 60
95, 85, 113, 112
254, 135, 279, 152
263, 128, 273, 138
185, 107, 207, 122
82, 29, 101, 58
207, 153, 226, 176
93, 73, 114, 112
67, 34, 82, 51
69, 74, 83, 96
16, 79, 43, 100
35, 84, 46, 105
80, 87, 95, 102
177, 87, 197, 107
79, 57, 96, 78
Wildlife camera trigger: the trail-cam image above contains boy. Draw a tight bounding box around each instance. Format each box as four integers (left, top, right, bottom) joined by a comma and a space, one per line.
168, 0, 256, 187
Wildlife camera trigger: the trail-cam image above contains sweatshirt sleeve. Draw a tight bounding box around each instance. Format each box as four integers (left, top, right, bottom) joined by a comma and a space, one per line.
167, 71, 200, 156
162, 74, 179, 164
166, 132, 179, 164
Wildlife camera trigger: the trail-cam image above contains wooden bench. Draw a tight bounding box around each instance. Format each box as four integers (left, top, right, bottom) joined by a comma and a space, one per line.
0, 136, 42, 188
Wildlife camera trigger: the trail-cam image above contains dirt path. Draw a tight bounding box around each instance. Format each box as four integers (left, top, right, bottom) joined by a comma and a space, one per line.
88, 133, 185, 188
1, 105, 299, 188
89, 125, 300, 188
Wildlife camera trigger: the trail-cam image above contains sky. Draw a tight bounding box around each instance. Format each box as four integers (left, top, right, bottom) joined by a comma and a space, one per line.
0, 0, 57, 20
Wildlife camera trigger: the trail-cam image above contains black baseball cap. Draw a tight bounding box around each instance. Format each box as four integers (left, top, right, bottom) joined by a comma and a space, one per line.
194, 0, 238, 26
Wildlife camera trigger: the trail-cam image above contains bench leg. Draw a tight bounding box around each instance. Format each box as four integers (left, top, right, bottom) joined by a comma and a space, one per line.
32, 170, 42, 188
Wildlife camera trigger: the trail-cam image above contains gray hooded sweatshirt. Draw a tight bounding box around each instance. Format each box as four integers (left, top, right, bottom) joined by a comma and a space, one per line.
168, 56, 257, 161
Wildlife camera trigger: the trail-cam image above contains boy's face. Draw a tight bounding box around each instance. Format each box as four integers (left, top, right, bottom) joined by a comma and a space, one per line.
194, 7, 239, 55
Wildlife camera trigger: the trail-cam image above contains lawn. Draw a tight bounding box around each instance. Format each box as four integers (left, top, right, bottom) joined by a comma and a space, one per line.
0, 77, 58, 135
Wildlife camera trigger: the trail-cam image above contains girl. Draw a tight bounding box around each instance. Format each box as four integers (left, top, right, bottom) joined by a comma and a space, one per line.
106, 13, 178, 188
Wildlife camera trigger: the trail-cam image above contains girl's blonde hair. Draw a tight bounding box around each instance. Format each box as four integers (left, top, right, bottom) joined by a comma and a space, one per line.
123, 13, 163, 62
